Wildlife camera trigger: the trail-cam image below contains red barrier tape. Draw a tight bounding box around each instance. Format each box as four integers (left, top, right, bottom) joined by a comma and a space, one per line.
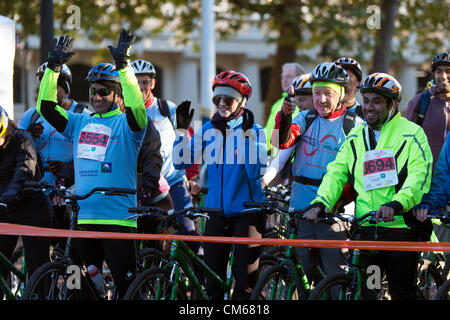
1, 223, 450, 252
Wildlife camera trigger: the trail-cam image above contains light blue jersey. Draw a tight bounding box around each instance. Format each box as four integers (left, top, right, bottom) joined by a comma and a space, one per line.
62, 110, 145, 222
290, 110, 364, 209
18, 101, 89, 184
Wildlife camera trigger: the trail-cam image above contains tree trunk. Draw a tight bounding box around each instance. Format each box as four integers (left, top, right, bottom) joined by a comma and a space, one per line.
371, 0, 400, 73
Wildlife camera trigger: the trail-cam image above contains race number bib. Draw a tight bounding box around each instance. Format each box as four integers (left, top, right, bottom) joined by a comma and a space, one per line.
363, 149, 398, 191
77, 123, 111, 161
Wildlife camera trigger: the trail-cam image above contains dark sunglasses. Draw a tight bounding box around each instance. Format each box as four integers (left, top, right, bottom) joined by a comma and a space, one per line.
212, 95, 237, 106
138, 79, 153, 86
89, 87, 112, 97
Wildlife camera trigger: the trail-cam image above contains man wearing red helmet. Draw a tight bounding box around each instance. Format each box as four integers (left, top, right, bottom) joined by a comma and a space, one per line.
173, 70, 267, 299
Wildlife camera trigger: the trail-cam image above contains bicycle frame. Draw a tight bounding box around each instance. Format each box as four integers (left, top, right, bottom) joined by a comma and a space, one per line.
162, 239, 234, 300
0, 251, 27, 300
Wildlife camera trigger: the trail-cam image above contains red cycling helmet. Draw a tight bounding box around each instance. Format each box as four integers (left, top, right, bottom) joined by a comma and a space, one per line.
212, 70, 252, 98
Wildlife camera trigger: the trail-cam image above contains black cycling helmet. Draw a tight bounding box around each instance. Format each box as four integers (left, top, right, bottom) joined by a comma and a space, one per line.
432, 52, 450, 71
86, 63, 120, 84
334, 57, 363, 82
309, 62, 349, 86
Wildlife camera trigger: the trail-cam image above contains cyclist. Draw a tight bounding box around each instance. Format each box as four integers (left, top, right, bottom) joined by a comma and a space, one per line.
36, 30, 147, 298
271, 61, 363, 282
405, 51, 450, 260
264, 62, 305, 157
173, 70, 267, 299
334, 57, 364, 119
18, 63, 89, 248
0, 107, 52, 285
261, 73, 313, 188
306, 72, 433, 300
414, 135, 449, 221
131, 59, 199, 237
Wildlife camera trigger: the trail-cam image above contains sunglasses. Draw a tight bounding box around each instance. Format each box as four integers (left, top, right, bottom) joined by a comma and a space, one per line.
138, 79, 153, 86
89, 87, 112, 97
212, 95, 237, 106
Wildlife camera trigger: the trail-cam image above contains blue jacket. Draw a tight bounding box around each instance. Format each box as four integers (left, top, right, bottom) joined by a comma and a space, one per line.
421, 135, 450, 209
173, 115, 267, 217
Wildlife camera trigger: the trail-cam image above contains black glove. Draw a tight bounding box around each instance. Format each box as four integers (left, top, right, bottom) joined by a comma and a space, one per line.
242, 108, 254, 132
176, 100, 194, 130
108, 29, 136, 70
47, 35, 75, 72
0, 185, 20, 205
278, 111, 292, 145
27, 121, 44, 139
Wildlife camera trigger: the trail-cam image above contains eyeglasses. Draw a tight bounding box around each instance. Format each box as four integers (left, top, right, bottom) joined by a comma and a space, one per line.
138, 79, 153, 86
212, 95, 237, 106
89, 87, 112, 97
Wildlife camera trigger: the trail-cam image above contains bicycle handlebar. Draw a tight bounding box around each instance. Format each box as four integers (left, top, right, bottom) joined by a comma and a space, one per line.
22, 181, 136, 200
126, 206, 224, 221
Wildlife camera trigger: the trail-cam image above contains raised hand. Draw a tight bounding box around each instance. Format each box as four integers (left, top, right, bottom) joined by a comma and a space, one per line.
47, 35, 75, 72
108, 29, 136, 70
176, 100, 194, 130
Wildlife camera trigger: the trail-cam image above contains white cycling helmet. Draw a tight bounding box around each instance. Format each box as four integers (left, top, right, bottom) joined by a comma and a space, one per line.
131, 59, 156, 77
310, 62, 349, 86
291, 74, 312, 95
359, 72, 402, 103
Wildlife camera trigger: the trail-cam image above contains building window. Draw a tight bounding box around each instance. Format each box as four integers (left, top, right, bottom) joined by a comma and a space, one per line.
260, 67, 271, 102
13, 64, 22, 103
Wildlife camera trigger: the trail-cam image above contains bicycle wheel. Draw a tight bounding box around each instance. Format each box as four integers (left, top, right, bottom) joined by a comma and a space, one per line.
123, 267, 187, 300
250, 265, 300, 300
22, 262, 82, 300
417, 258, 442, 300
309, 274, 365, 300
434, 279, 450, 300
137, 248, 167, 272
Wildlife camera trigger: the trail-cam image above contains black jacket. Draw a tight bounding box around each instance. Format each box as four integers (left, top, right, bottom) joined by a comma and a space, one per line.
137, 118, 163, 197
0, 127, 44, 205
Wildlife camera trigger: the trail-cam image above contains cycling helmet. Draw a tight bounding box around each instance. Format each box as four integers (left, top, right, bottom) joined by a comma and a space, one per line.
432, 52, 450, 71
212, 70, 252, 98
309, 62, 349, 86
359, 72, 402, 103
131, 59, 156, 77
334, 57, 363, 81
0, 108, 8, 138
86, 63, 120, 84
36, 62, 72, 93
291, 74, 312, 95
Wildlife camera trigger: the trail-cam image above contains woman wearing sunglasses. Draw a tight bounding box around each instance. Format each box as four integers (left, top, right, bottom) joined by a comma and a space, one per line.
173, 70, 267, 299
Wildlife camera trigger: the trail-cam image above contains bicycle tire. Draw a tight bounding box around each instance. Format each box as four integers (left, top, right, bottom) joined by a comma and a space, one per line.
250, 264, 300, 300
433, 279, 450, 300
441, 258, 450, 281
137, 248, 167, 272
309, 273, 364, 300
22, 262, 90, 300
417, 258, 443, 300
123, 267, 187, 300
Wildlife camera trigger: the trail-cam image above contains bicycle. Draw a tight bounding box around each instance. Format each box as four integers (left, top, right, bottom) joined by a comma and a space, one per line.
246, 201, 330, 300
0, 207, 28, 300
308, 211, 443, 300
20, 181, 136, 300
123, 205, 246, 300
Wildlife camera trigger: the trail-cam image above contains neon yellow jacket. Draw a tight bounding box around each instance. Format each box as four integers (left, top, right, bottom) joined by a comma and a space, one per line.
311, 112, 433, 228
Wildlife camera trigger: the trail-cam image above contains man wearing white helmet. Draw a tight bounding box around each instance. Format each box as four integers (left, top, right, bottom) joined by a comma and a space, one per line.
272, 62, 363, 284
131, 59, 200, 243
306, 72, 433, 300
261, 73, 313, 189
